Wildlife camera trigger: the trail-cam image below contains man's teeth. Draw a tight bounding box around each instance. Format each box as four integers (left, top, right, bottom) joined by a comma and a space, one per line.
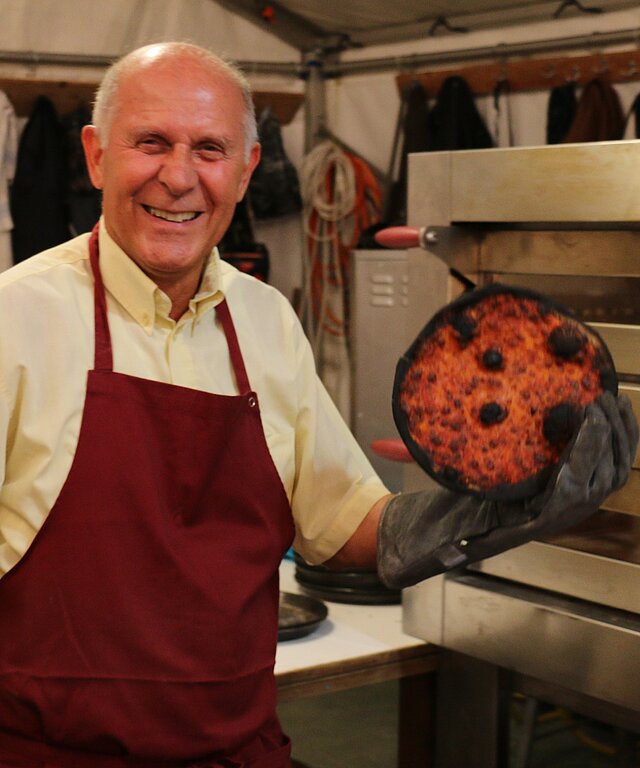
145, 206, 199, 223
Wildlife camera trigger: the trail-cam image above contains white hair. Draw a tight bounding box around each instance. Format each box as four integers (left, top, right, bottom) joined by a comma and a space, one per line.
92, 42, 258, 160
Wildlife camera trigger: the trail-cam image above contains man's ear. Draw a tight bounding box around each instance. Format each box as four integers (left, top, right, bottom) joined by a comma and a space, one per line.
236, 142, 261, 202
81, 125, 105, 190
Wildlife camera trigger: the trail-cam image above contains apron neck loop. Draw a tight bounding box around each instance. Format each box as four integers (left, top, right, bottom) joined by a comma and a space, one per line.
88, 224, 114, 372
88, 224, 251, 394
215, 299, 251, 395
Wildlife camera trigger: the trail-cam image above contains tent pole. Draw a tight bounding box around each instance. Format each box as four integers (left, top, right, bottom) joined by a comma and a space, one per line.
303, 50, 327, 152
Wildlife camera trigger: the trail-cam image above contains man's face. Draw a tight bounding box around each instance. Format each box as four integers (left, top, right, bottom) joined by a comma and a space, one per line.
82, 57, 260, 292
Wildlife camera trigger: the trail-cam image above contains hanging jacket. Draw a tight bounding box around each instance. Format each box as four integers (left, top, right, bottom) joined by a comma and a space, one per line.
547, 82, 577, 144
62, 105, 102, 235
426, 75, 494, 151
563, 78, 625, 144
10, 96, 69, 263
249, 106, 302, 219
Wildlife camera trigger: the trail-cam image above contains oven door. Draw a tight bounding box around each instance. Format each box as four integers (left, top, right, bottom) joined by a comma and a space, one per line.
404, 563, 640, 713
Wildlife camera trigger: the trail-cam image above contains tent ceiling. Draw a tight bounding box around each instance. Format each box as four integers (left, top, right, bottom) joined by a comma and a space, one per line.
214, 0, 639, 52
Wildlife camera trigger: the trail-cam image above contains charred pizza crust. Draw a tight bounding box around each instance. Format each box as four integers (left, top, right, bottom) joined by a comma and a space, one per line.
393, 284, 618, 501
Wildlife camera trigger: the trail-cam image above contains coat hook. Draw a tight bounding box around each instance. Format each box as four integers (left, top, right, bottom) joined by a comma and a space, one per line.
554, 0, 603, 18
493, 44, 509, 83
428, 15, 468, 36
565, 63, 582, 82
593, 54, 609, 75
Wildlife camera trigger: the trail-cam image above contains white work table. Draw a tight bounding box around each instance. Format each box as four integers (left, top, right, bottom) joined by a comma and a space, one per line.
275, 560, 442, 767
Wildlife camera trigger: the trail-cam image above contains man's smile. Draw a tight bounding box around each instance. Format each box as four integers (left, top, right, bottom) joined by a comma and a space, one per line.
142, 205, 202, 223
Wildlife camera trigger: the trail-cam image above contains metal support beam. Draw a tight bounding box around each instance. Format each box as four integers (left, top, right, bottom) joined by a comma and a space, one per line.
0, 51, 115, 68
303, 51, 327, 152
330, 27, 640, 77
0, 48, 305, 78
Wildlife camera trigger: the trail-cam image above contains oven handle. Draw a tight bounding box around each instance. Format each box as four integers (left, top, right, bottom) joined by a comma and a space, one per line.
374, 225, 427, 249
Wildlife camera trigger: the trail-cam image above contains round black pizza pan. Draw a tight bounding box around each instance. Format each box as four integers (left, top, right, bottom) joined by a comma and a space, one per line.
392, 283, 618, 502
278, 591, 328, 641
294, 554, 401, 605
295, 579, 401, 605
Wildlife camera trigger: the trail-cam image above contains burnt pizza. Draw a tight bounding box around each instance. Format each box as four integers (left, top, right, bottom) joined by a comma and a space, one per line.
393, 284, 617, 501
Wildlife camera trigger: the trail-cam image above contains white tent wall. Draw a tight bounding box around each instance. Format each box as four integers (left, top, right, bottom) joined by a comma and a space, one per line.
0, 0, 298, 66
2, 3, 640, 304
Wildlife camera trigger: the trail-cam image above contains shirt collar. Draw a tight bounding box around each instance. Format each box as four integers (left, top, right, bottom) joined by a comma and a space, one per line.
97, 218, 223, 333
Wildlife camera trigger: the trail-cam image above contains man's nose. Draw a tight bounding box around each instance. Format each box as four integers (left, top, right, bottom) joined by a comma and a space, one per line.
157, 146, 198, 196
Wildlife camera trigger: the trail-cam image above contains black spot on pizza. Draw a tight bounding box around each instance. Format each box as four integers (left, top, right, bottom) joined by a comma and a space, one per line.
482, 348, 503, 370
548, 323, 586, 360
451, 313, 477, 343
479, 402, 507, 425
543, 402, 580, 447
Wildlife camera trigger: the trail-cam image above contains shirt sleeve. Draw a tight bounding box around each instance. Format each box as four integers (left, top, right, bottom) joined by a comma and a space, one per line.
288, 316, 389, 564
0, 313, 27, 575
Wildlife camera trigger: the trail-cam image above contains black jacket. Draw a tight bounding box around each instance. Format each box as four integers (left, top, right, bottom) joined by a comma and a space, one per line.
10, 96, 69, 263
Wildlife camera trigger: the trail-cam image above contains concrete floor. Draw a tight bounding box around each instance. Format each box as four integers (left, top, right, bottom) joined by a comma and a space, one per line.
278, 680, 638, 767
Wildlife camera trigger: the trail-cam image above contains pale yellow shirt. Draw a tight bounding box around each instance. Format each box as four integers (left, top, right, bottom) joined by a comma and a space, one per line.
0, 219, 388, 575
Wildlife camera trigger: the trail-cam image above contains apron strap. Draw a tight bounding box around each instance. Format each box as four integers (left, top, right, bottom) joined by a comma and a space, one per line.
88, 224, 114, 373
215, 298, 252, 395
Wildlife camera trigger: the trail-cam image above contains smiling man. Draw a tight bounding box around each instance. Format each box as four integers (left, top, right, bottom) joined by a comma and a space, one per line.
0, 42, 392, 767
0, 41, 636, 768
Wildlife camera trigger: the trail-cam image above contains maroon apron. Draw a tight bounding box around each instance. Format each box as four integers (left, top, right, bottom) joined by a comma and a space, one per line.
0, 228, 295, 767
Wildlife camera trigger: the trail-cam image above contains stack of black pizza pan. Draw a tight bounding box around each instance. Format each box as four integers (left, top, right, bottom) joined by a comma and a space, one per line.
293, 552, 400, 605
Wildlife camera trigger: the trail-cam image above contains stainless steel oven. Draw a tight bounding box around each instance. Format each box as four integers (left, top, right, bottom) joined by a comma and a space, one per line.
398, 141, 640, 762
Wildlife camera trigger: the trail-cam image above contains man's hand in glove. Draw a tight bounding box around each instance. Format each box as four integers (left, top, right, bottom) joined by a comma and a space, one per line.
377, 391, 639, 589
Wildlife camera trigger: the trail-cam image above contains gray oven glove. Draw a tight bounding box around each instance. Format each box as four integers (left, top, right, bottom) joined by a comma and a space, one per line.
377, 391, 639, 589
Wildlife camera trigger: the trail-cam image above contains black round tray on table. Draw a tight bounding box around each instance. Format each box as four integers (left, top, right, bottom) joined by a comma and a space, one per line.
278, 591, 328, 641
293, 553, 401, 605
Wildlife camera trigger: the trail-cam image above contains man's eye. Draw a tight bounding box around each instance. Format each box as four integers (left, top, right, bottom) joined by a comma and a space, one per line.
198, 144, 224, 158
139, 137, 164, 151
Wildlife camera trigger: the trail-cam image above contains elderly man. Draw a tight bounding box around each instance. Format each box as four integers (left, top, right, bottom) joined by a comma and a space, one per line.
0, 41, 635, 768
